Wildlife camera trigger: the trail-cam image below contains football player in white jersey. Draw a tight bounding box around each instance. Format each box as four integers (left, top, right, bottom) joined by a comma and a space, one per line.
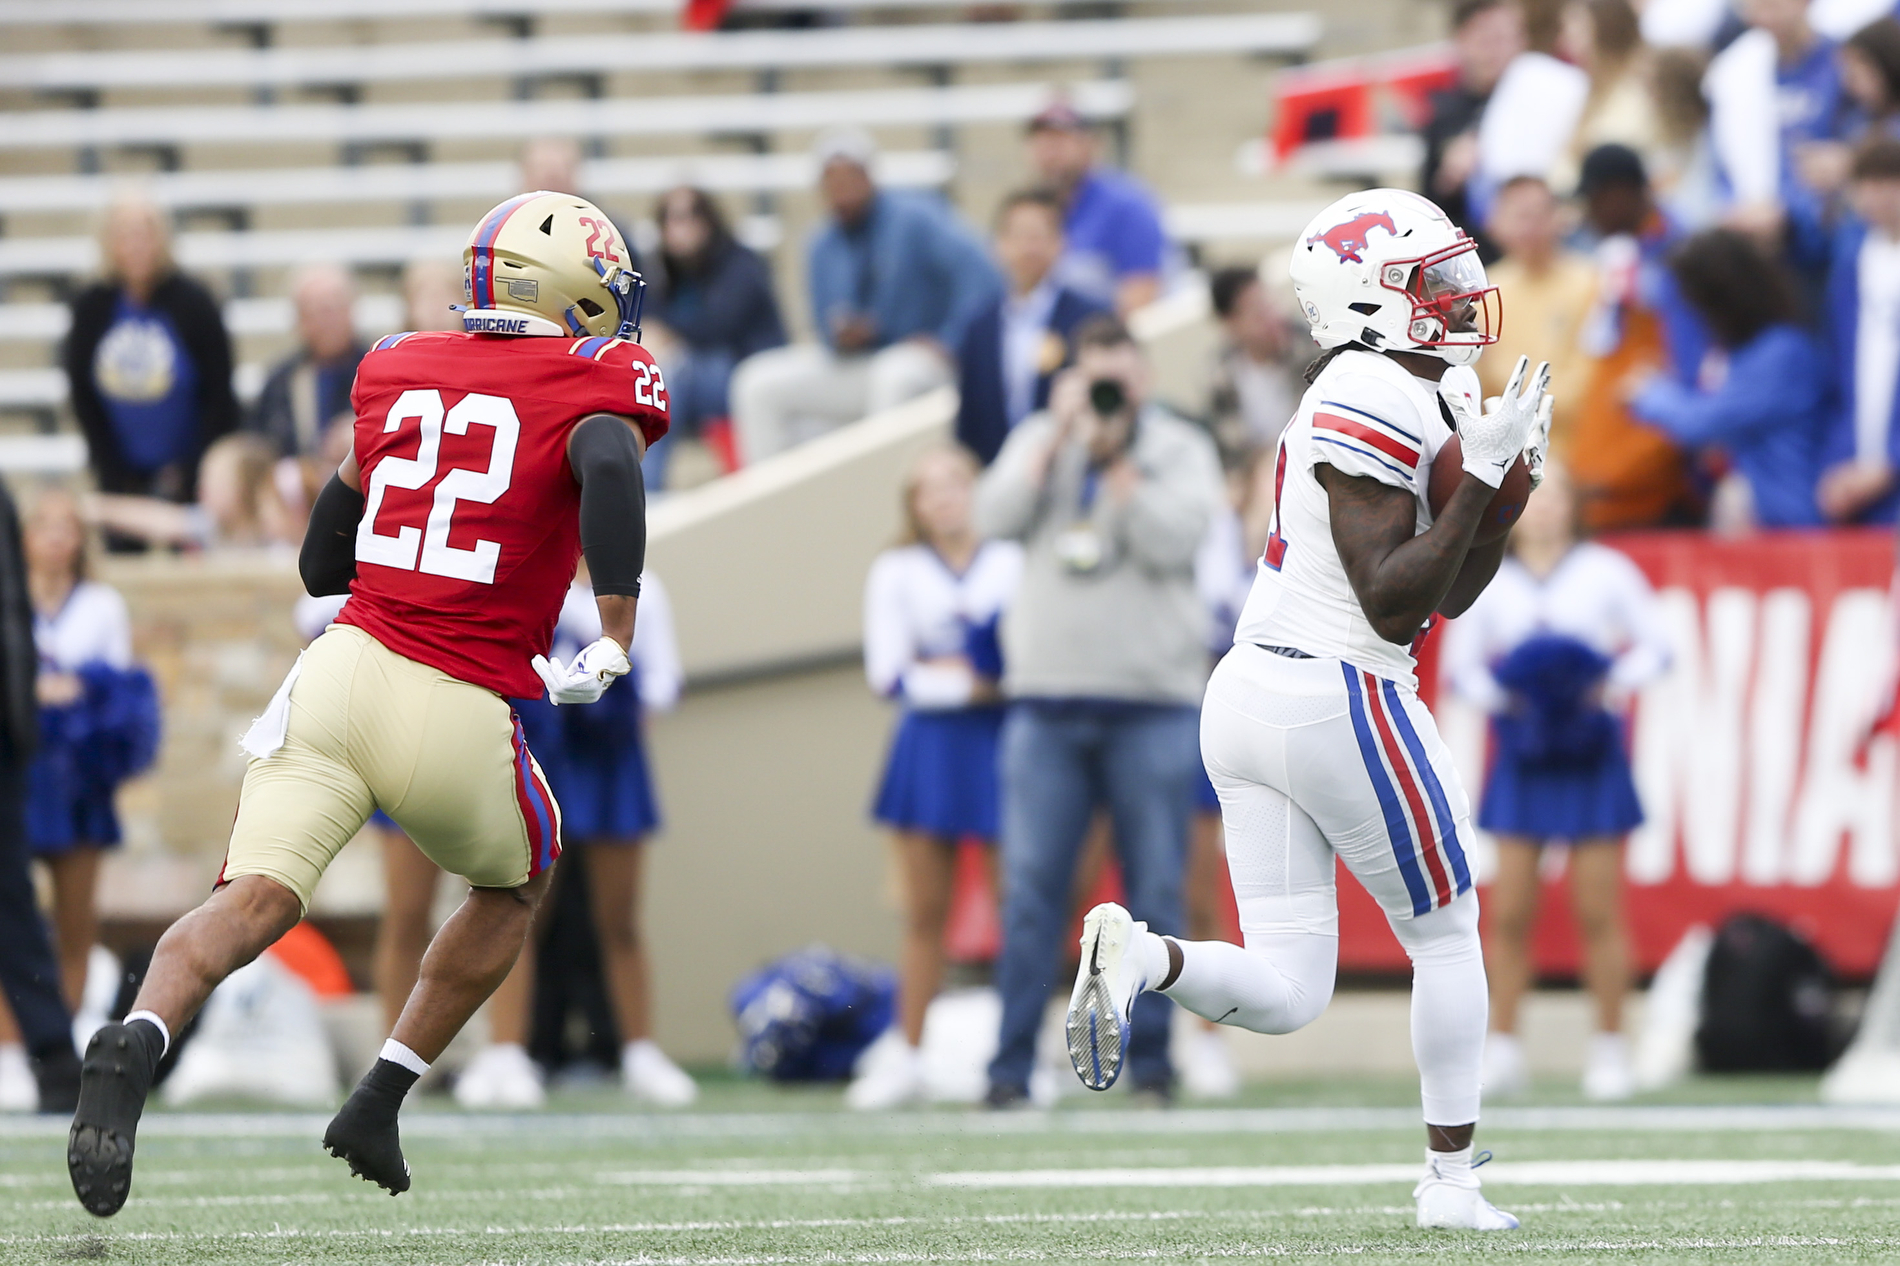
1062, 190, 1552, 1231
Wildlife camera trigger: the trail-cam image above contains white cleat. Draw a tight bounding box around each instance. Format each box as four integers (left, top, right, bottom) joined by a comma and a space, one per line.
1415, 1154, 1520, 1230
453, 1043, 546, 1110
0, 1044, 34, 1112
844, 1034, 923, 1111
1180, 1028, 1241, 1100
1581, 1032, 1635, 1102
1065, 902, 1152, 1091
623, 1039, 699, 1107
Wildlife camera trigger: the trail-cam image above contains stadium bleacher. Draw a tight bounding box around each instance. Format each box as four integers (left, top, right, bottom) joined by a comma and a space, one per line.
0, 14, 1320, 92
0, 0, 1357, 434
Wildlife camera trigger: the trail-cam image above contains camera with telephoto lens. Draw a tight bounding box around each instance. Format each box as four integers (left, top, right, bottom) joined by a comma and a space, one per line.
1088, 378, 1126, 418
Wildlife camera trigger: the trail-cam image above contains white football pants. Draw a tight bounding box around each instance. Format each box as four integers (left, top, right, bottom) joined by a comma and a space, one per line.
1162, 642, 1488, 1126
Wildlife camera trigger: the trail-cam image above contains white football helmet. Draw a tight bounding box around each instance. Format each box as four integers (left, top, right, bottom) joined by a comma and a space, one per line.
460, 191, 646, 340
1289, 188, 1499, 367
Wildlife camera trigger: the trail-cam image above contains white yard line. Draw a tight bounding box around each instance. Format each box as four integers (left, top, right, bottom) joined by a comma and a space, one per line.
4, 1103, 1898, 1141
931, 1159, 1900, 1188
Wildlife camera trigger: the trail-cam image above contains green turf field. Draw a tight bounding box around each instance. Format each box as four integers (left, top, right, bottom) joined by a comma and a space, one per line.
4, 1075, 1899, 1265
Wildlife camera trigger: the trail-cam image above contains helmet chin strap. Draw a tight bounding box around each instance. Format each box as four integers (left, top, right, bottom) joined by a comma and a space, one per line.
1431, 342, 1484, 368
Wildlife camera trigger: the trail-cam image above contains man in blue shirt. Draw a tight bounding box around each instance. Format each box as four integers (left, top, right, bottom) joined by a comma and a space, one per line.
729, 129, 1000, 463
1026, 102, 1171, 316
248, 264, 366, 459
956, 189, 1108, 465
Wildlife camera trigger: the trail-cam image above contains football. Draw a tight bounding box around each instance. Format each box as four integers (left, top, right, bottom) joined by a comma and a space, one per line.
1427, 434, 1532, 544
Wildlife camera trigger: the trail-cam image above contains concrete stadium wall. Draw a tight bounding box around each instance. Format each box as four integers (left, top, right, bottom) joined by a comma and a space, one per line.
640, 390, 954, 1059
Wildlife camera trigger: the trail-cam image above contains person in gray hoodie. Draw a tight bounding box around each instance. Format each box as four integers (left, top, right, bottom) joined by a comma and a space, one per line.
974, 313, 1224, 1104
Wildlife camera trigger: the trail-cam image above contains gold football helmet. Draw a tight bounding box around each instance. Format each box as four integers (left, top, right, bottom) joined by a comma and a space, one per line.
461, 190, 646, 340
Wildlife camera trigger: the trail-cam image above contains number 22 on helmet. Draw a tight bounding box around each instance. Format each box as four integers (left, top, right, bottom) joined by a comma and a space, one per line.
461, 191, 649, 341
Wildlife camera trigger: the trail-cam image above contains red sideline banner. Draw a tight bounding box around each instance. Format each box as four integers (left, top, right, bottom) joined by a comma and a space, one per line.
1339, 529, 1900, 980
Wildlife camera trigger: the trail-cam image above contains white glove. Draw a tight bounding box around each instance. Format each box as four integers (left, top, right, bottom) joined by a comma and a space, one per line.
531, 635, 631, 706
1459, 355, 1549, 488
1523, 391, 1555, 492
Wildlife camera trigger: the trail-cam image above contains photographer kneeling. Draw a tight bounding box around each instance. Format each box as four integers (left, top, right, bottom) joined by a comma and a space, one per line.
974, 314, 1225, 1106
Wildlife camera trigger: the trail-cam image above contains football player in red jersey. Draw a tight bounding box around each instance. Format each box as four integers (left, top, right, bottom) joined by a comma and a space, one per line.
66, 193, 669, 1216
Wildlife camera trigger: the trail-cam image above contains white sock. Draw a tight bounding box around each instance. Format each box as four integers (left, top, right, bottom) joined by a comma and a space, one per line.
124, 1010, 171, 1058
1134, 929, 1173, 989
1158, 931, 1337, 1035
379, 1039, 430, 1076
1426, 1144, 1478, 1186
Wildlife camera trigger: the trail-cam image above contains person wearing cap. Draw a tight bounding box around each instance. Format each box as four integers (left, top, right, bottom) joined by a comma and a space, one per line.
728, 129, 1000, 464
1025, 103, 1170, 317
1567, 143, 1711, 531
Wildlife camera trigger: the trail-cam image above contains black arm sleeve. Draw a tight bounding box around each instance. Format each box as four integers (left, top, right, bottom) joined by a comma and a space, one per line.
299, 474, 365, 597
569, 413, 647, 598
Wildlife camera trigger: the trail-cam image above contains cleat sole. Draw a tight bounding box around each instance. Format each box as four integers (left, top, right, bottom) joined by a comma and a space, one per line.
1066, 906, 1133, 1091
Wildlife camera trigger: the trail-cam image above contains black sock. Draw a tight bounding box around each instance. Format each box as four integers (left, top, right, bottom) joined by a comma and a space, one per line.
120, 1019, 167, 1086
349, 1059, 421, 1121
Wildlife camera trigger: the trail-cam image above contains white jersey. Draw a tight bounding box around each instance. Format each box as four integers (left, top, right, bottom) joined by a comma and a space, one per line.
1232, 349, 1480, 691
864, 540, 1023, 709
35, 581, 133, 672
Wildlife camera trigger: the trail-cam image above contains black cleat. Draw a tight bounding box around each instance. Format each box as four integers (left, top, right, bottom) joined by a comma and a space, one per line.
322, 1092, 411, 1195
67, 1023, 156, 1217
32, 1045, 81, 1115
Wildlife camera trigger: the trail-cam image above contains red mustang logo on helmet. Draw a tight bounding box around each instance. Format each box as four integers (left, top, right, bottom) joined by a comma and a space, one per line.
1307, 211, 1398, 264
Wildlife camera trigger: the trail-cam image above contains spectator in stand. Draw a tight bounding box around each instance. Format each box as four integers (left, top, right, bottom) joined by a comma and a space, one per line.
644, 186, 786, 487
1552, 0, 1662, 194
730, 129, 999, 463
1204, 266, 1300, 462
1648, 46, 1722, 226
83, 433, 305, 557
248, 264, 364, 460
975, 315, 1223, 1106
517, 136, 642, 275
847, 445, 1023, 1110
1630, 228, 1828, 528
1421, 0, 1527, 250
400, 258, 466, 334
1444, 462, 1670, 1103
0, 490, 157, 1101
1819, 138, 1900, 522
1472, 7, 1590, 231
64, 198, 237, 539
1795, 18, 1900, 200
0, 475, 79, 1115
1025, 101, 1170, 315
1706, 0, 1847, 253
1568, 144, 1710, 530
955, 189, 1107, 466
1479, 177, 1595, 452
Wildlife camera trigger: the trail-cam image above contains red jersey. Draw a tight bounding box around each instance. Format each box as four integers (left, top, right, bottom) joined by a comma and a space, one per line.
336, 330, 669, 698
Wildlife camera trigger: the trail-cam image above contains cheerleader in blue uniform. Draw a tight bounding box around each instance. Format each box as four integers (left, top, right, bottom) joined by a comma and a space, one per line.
454, 571, 699, 1109
847, 444, 1022, 1110
0, 490, 158, 1107
1444, 462, 1671, 1103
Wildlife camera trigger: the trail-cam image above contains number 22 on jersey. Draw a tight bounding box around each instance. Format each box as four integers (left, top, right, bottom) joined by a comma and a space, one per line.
358, 388, 518, 585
